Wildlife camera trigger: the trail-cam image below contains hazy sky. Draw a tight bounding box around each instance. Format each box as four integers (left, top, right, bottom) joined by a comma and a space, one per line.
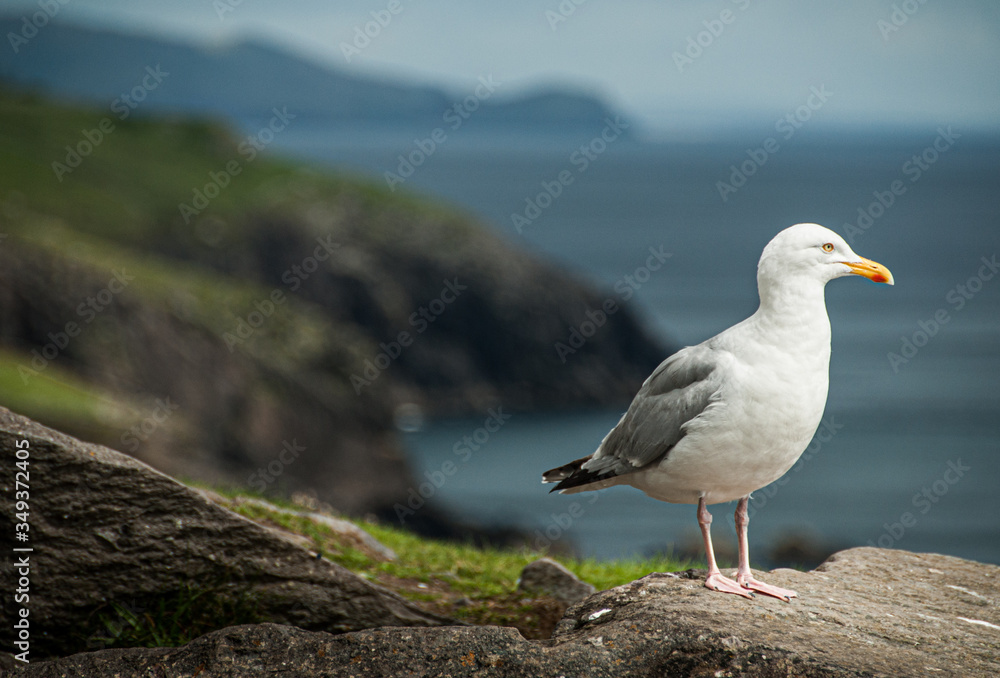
7, 0, 1000, 134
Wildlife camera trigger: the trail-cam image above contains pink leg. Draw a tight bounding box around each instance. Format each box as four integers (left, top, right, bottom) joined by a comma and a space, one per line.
698, 496, 753, 599
735, 496, 797, 601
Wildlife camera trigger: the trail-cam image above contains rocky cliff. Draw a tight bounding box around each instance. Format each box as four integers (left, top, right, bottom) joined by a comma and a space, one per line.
0, 86, 666, 521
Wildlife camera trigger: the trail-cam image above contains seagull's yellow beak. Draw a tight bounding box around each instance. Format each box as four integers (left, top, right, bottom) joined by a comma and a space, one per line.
847, 257, 894, 285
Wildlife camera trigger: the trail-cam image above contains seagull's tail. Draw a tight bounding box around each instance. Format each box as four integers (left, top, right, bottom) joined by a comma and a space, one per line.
543, 454, 617, 494
541, 456, 589, 485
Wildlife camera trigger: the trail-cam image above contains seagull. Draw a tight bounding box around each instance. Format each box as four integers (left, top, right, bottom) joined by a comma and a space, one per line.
543, 223, 893, 601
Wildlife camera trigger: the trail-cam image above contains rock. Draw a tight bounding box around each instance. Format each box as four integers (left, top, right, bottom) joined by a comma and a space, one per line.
222, 496, 397, 561
517, 557, 595, 606
0, 408, 451, 660
14, 548, 1000, 676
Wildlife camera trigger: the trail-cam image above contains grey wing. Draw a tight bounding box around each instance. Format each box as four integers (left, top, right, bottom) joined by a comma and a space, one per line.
547, 345, 724, 492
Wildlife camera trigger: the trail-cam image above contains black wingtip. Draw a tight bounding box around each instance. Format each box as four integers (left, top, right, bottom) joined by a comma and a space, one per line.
542, 455, 589, 483
542, 454, 618, 493
550, 470, 612, 493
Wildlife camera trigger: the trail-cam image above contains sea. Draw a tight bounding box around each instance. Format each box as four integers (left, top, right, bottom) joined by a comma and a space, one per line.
267, 118, 1000, 566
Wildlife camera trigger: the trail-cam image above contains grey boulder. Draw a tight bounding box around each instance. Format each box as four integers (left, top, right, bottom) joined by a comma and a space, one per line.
11, 547, 1000, 676
517, 557, 595, 606
0, 406, 450, 660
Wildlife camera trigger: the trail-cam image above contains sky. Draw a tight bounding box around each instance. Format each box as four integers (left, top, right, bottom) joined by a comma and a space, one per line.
5, 0, 1000, 134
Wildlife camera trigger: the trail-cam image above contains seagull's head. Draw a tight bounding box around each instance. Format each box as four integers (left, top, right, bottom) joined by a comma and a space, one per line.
758, 223, 894, 291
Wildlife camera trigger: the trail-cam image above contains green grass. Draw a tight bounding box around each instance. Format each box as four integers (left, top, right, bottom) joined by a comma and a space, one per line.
0, 347, 136, 442
78, 577, 263, 652
215, 489, 691, 638
0, 224, 366, 437
0, 86, 479, 252
10, 219, 358, 370
61, 482, 690, 653
0, 85, 479, 433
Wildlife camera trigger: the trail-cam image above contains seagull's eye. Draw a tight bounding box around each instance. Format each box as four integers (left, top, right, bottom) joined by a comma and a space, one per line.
822, 243, 835, 253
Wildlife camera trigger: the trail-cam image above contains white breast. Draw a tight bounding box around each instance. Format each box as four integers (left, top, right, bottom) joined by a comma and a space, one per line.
626, 315, 831, 505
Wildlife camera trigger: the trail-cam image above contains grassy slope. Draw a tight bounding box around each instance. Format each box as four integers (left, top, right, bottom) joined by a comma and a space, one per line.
79, 482, 689, 648
208, 485, 691, 641
78, 482, 690, 649
0, 87, 474, 254
0, 88, 387, 426
0, 86, 517, 431
0, 346, 133, 435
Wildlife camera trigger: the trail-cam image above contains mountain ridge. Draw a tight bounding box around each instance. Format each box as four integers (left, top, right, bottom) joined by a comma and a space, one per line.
0, 18, 626, 131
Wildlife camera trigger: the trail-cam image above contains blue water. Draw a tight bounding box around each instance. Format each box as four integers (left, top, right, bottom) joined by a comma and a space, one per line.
270, 122, 1000, 565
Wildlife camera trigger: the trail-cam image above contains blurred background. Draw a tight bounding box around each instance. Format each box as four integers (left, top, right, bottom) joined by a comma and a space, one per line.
0, 1, 997, 568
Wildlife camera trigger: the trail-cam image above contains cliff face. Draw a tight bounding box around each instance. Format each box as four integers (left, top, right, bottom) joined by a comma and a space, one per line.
147, 208, 666, 414
0, 237, 408, 514
0, 88, 667, 518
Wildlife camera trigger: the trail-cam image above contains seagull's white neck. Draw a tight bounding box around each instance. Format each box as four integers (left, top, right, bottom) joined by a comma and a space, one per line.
751, 274, 832, 349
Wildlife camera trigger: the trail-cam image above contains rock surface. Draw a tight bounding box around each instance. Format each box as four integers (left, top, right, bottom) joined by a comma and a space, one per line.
0, 408, 450, 660
12, 547, 1000, 676
218, 495, 399, 562
517, 557, 595, 606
